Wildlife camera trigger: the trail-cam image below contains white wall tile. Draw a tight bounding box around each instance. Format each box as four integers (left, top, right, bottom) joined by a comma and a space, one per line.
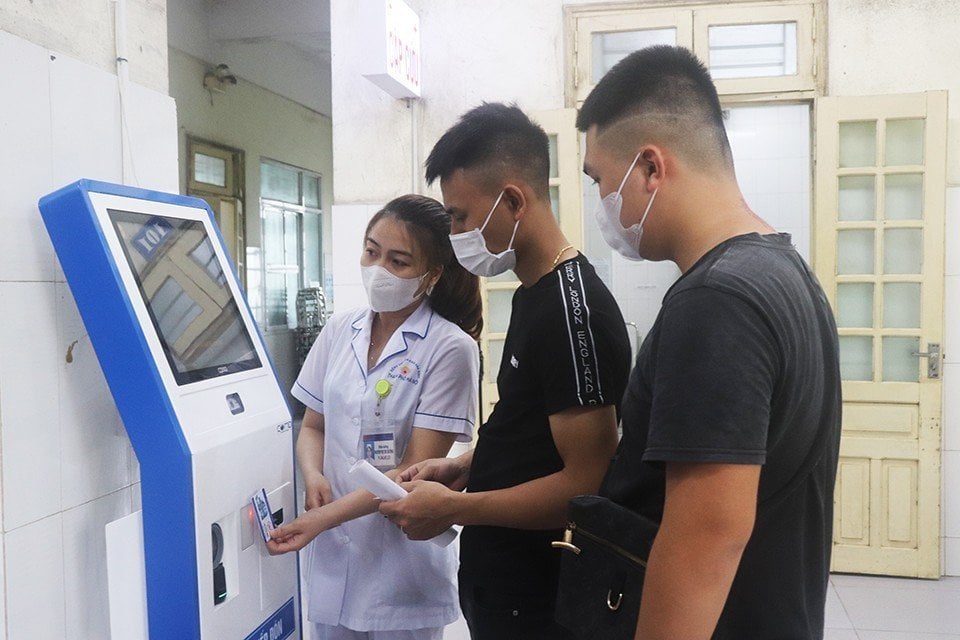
331, 204, 379, 313
132, 482, 142, 512
945, 536, 960, 576
62, 489, 134, 640
945, 187, 960, 277
944, 363, 960, 452
943, 451, 960, 537
5, 514, 66, 639
49, 53, 123, 187
0, 531, 5, 637
0, 282, 61, 531
125, 83, 180, 193
0, 31, 57, 283
945, 275, 960, 364
57, 282, 137, 510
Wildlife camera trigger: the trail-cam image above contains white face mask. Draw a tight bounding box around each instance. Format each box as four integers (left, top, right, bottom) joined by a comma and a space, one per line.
361, 264, 425, 313
594, 152, 658, 261
449, 190, 520, 277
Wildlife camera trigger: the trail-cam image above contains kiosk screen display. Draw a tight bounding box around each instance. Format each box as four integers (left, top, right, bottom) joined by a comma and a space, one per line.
109, 209, 262, 384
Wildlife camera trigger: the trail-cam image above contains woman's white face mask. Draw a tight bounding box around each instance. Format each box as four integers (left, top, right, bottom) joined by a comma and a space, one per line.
361, 264, 426, 312
594, 152, 658, 261
449, 190, 520, 277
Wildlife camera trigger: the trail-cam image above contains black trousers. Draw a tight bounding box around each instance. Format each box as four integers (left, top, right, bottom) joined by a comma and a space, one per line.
458, 571, 575, 640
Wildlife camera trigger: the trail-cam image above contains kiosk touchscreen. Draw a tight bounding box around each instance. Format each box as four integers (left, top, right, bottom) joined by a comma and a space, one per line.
39, 180, 301, 640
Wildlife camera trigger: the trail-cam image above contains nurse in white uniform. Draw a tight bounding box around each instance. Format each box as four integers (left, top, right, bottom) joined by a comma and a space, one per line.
267, 194, 482, 640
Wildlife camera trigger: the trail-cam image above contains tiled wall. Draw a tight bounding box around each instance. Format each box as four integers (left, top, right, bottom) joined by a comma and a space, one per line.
0, 30, 177, 638
581, 103, 813, 345
330, 203, 382, 315
942, 186, 960, 575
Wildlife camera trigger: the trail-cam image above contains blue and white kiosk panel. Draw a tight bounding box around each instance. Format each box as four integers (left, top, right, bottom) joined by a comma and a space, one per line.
39, 180, 300, 640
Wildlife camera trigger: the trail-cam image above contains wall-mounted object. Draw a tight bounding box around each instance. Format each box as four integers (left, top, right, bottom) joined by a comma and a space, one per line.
359, 0, 421, 99
203, 63, 238, 93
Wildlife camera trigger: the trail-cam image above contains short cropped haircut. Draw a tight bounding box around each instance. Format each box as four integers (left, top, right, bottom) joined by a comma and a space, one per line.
576, 45, 734, 172
425, 103, 550, 198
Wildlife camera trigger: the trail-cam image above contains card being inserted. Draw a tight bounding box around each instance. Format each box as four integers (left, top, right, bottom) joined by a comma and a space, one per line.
252, 488, 274, 543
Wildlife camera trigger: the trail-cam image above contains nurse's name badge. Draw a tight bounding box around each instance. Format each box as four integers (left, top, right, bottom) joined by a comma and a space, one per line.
374, 378, 391, 417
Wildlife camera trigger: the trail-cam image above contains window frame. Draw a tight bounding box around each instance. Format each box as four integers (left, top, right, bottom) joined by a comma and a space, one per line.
187, 138, 241, 197
258, 159, 324, 331
565, 0, 824, 106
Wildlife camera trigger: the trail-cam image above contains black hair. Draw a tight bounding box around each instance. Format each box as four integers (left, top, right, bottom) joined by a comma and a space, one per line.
425, 102, 550, 198
366, 194, 483, 341
576, 45, 732, 168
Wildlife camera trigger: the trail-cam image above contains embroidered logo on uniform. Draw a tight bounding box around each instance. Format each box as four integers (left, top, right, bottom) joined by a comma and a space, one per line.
510, 355, 519, 368
388, 358, 421, 384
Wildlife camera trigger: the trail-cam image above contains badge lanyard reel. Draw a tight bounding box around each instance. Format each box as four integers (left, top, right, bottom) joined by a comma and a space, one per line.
361, 379, 396, 471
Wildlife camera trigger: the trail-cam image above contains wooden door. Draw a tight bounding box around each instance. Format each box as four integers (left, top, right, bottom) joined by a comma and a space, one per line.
815, 91, 947, 577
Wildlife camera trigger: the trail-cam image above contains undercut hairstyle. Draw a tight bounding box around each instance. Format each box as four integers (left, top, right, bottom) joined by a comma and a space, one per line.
366, 194, 483, 341
576, 45, 734, 172
425, 102, 550, 199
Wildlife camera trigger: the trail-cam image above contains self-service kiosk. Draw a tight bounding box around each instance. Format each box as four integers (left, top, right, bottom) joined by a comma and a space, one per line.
39, 180, 301, 640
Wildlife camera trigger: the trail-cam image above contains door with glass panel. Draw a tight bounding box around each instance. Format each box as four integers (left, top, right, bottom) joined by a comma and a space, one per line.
186, 138, 245, 286
478, 109, 581, 422
815, 92, 947, 577
569, 1, 817, 363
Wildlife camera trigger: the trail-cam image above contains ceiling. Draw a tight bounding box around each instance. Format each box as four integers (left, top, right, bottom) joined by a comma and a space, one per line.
168, 0, 332, 116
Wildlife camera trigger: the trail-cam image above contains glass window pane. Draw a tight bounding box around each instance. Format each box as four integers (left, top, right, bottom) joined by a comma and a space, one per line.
548, 135, 559, 179
708, 22, 797, 80
837, 230, 875, 275
837, 283, 873, 328
261, 162, 300, 204
840, 335, 873, 381
839, 121, 877, 168
302, 211, 321, 288
284, 212, 301, 329
883, 228, 922, 274
591, 29, 676, 82
486, 339, 504, 383
263, 207, 287, 326
882, 336, 920, 382
885, 118, 924, 166
304, 175, 321, 209
194, 152, 227, 187
550, 186, 560, 222
487, 289, 514, 334
884, 174, 923, 220
245, 246, 262, 321
883, 282, 920, 329
838, 175, 875, 221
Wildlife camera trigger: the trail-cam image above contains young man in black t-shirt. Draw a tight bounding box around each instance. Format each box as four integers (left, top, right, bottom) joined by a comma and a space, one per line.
578, 46, 841, 639
380, 103, 631, 639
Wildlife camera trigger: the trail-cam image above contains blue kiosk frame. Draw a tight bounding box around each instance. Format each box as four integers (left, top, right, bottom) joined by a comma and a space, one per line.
39, 180, 301, 640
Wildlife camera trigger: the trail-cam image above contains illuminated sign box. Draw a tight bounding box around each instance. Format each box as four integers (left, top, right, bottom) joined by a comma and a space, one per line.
360, 0, 421, 99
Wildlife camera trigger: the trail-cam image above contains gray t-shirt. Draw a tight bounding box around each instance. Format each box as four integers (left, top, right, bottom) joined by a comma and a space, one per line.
602, 232, 841, 639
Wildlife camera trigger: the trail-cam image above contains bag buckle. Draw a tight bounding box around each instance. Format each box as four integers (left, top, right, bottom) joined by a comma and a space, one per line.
551, 523, 581, 555
606, 589, 623, 611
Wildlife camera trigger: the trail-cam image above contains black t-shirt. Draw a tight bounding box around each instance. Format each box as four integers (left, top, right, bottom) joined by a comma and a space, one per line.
602, 233, 841, 639
460, 254, 631, 594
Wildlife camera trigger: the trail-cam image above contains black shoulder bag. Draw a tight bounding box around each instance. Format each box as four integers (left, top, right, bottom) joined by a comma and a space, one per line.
552, 495, 658, 639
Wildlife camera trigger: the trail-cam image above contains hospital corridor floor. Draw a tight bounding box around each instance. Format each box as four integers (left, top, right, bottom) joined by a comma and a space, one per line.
439, 574, 960, 639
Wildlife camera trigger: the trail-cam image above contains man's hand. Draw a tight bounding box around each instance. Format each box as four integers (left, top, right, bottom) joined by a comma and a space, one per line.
379, 480, 460, 540
398, 455, 470, 492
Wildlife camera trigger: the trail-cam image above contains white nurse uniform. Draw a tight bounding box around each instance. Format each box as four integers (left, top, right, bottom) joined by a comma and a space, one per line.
291, 302, 478, 633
